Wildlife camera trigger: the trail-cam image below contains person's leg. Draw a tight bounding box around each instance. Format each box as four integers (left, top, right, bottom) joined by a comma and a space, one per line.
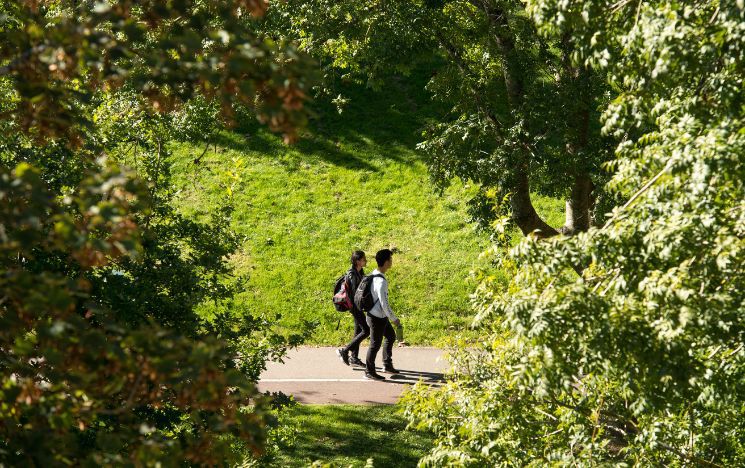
351, 318, 363, 352
381, 319, 396, 368
345, 309, 369, 358
365, 315, 384, 374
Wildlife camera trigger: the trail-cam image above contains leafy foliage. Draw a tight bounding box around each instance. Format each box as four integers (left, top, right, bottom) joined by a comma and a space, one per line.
88, 91, 246, 335
0, 163, 272, 465
1, 0, 314, 464
0, 0, 313, 143
267, 0, 614, 234
404, 1, 745, 466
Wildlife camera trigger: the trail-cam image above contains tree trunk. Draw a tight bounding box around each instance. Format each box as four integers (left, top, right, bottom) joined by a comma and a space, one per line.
511, 170, 559, 238
475, 2, 556, 238
560, 173, 594, 235
555, 33, 596, 235
473, 1, 596, 241
477, 1, 524, 108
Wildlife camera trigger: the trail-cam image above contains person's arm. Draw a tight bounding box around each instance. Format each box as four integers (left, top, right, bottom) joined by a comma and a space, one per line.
378, 279, 399, 324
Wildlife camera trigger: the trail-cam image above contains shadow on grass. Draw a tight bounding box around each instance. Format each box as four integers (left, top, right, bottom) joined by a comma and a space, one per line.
217, 65, 446, 173
214, 130, 382, 172
277, 404, 431, 468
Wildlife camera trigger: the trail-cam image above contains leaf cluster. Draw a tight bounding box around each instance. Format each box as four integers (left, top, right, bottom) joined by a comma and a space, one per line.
0, 0, 314, 143
1, 0, 315, 464
404, 1, 745, 465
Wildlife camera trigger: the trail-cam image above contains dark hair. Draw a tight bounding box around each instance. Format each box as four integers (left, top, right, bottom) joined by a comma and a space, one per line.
375, 249, 393, 267
351, 250, 366, 266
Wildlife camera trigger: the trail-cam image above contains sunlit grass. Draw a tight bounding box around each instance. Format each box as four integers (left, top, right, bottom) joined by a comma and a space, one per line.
170, 70, 563, 345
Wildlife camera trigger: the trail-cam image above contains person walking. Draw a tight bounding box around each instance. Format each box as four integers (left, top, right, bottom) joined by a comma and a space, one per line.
336, 251, 369, 367
363, 249, 400, 381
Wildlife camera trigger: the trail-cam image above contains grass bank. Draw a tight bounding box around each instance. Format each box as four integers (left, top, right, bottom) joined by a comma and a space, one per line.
171, 70, 493, 345
171, 69, 564, 345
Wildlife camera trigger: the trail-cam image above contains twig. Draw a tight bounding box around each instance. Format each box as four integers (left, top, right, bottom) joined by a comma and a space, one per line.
541, 428, 563, 438
590, 269, 619, 293
602, 159, 673, 230
610, 0, 634, 14
658, 442, 723, 468
97, 371, 144, 415
193, 143, 210, 165
599, 272, 619, 296
535, 407, 558, 421
706, 345, 722, 360
725, 343, 743, 358
635, 0, 643, 25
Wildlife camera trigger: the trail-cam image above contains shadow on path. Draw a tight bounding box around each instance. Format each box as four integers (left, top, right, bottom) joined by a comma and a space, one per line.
352, 367, 445, 386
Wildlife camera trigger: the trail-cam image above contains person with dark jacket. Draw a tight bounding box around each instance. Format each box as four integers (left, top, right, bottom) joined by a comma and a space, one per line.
336, 250, 369, 367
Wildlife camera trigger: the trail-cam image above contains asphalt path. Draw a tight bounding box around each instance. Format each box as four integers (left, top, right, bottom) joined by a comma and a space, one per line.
258, 346, 447, 404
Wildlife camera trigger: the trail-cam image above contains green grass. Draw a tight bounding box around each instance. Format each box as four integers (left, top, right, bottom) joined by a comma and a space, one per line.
263, 405, 432, 467
170, 69, 563, 345
170, 70, 492, 345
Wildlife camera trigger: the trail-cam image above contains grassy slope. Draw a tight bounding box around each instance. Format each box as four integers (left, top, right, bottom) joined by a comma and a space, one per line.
265, 405, 432, 468
171, 69, 564, 345
171, 71, 485, 345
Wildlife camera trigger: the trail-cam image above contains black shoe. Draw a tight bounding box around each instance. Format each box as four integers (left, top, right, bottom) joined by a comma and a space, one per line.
383, 365, 400, 374
349, 356, 365, 367
364, 372, 386, 381
336, 348, 349, 366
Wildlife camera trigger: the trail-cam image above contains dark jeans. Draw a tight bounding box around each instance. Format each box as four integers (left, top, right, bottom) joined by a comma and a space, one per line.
342, 308, 369, 358
365, 314, 396, 374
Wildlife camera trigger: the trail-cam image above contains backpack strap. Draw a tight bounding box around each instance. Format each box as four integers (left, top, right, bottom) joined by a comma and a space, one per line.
367, 274, 385, 311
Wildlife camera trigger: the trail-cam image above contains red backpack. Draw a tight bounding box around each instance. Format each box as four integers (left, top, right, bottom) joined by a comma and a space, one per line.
332, 274, 353, 311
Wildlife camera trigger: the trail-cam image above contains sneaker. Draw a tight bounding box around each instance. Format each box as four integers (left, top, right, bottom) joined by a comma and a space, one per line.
336, 348, 349, 366
349, 356, 365, 367
383, 365, 400, 374
364, 372, 386, 381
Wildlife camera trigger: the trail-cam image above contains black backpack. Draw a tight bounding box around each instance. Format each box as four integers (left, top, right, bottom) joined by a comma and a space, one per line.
353, 274, 384, 312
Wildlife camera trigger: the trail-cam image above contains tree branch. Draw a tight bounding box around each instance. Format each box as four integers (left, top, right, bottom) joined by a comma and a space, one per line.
0, 45, 48, 77
431, 28, 502, 129
602, 159, 673, 230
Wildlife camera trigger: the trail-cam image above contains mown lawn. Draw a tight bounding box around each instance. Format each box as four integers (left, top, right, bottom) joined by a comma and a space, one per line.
261, 404, 432, 468
170, 69, 564, 345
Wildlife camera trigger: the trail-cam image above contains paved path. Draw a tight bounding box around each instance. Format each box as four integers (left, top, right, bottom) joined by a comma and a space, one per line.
258, 346, 447, 404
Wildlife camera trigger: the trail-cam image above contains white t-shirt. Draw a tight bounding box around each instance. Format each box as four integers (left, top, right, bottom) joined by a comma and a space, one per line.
367, 269, 399, 322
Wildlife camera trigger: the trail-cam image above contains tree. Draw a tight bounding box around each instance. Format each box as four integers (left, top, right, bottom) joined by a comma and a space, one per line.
268, 0, 614, 238
1, 0, 314, 463
0, 0, 312, 142
0, 163, 276, 465
403, 1, 745, 465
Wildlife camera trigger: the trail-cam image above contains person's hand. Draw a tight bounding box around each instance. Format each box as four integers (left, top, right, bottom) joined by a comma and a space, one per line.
392, 319, 401, 327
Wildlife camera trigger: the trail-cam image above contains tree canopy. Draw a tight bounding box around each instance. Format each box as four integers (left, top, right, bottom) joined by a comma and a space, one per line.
1, 0, 313, 464
269, 0, 616, 237
403, 1, 745, 465
2, 0, 743, 465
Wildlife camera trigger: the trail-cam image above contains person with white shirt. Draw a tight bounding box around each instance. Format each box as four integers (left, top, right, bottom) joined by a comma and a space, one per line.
364, 249, 401, 381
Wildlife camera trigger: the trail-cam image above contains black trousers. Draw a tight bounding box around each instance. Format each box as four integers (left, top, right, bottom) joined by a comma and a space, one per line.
342, 308, 369, 358
365, 314, 395, 374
